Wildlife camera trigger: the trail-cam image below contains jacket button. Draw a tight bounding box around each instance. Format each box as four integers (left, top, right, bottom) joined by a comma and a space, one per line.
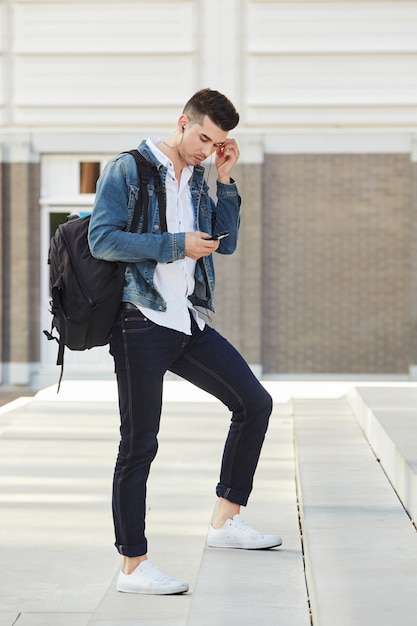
153, 224, 159, 231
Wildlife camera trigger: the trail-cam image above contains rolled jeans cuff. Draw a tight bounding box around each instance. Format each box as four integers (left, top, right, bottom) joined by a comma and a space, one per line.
216, 483, 249, 507
115, 538, 148, 557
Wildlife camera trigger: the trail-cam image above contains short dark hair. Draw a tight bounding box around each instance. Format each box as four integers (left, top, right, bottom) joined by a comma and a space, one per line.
183, 88, 239, 131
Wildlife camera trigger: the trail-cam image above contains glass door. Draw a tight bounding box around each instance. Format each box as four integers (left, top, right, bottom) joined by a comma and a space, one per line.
35, 155, 114, 389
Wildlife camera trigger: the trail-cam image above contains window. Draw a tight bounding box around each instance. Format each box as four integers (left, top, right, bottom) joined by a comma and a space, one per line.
49, 212, 70, 239
79, 161, 100, 194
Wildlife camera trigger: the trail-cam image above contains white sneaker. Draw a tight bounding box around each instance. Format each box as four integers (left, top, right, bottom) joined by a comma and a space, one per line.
207, 514, 282, 550
116, 559, 189, 595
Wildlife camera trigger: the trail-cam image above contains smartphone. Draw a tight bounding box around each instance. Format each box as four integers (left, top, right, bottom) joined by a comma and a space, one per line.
208, 231, 230, 241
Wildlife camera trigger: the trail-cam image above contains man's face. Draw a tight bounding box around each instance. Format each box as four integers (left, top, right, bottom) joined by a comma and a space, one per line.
179, 115, 229, 166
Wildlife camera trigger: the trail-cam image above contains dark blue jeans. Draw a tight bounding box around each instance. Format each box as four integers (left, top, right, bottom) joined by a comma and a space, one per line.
109, 308, 273, 557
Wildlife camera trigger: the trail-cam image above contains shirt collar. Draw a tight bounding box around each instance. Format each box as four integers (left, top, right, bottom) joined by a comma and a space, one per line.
146, 137, 171, 168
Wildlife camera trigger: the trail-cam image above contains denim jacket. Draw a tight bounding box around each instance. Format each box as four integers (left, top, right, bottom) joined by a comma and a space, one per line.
88, 140, 241, 312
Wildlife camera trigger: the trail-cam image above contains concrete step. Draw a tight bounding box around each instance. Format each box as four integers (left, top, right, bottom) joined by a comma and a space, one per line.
348, 385, 417, 525
185, 401, 310, 626
0, 397, 122, 626
1, 382, 309, 626
294, 396, 417, 626
9, 381, 417, 625
89, 400, 311, 626
88, 401, 226, 626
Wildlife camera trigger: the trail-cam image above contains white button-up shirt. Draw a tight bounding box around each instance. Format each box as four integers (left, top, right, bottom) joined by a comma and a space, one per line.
130, 138, 205, 334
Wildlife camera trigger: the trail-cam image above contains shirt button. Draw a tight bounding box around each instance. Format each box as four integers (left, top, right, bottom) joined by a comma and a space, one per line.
153, 225, 159, 231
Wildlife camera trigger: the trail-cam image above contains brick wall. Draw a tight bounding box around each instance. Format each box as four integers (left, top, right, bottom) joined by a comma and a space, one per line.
2, 149, 415, 385
214, 162, 263, 366
0, 161, 40, 378
411, 162, 417, 372
262, 154, 413, 375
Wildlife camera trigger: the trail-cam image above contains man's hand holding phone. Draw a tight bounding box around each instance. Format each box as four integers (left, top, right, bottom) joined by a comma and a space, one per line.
185, 231, 229, 260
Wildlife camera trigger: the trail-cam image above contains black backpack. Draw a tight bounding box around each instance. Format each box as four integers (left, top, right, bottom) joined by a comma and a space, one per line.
43, 149, 166, 390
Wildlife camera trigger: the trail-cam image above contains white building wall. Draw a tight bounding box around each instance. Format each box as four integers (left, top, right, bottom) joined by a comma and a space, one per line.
1, 0, 417, 388
1, 0, 417, 131
245, 1, 417, 127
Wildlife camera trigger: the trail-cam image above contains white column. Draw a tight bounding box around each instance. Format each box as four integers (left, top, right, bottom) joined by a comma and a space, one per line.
197, 0, 242, 107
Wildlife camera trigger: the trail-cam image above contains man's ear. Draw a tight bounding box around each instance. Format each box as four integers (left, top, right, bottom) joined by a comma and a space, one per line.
178, 114, 189, 131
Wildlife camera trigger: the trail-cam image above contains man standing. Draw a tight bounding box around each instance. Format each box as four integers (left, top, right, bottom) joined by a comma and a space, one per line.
88, 88, 282, 595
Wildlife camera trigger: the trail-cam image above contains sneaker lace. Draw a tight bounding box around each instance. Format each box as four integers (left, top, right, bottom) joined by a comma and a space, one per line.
146, 562, 176, 584
233, 517, 260, 537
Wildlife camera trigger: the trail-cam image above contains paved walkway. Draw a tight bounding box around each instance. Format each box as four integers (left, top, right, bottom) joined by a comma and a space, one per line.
1, 380, 417, 625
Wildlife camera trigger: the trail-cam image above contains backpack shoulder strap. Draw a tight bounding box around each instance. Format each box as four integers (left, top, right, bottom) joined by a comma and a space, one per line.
125, 149, 167, 233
